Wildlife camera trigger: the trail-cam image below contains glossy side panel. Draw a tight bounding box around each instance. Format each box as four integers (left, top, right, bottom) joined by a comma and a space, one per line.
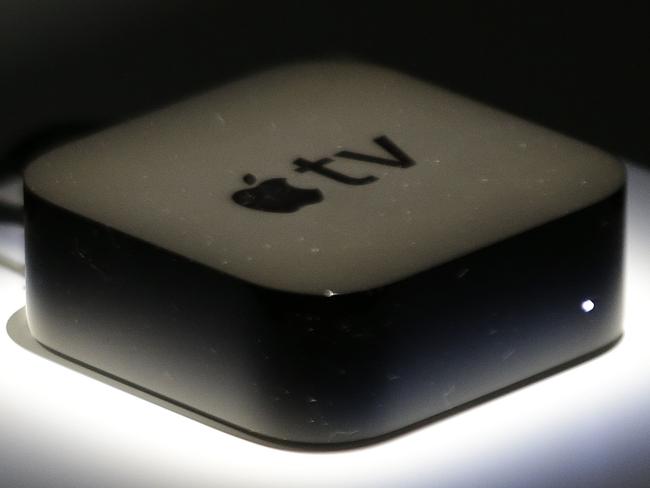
23, 186, 624, 447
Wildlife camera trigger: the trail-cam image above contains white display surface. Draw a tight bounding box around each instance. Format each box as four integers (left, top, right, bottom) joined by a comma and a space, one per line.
1, 164, 649, 487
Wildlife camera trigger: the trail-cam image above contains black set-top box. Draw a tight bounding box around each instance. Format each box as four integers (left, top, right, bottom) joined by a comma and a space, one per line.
23, 62, 625, 448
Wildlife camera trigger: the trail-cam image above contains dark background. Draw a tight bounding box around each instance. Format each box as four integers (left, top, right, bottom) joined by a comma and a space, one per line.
1, 1, 648, 181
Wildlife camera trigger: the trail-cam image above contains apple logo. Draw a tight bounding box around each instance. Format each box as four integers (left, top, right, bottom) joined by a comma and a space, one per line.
230, 135, 416, 213
231, 174, 323, 213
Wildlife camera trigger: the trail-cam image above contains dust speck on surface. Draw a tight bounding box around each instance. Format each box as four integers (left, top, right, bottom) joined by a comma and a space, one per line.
443, 384, 456, 407
328, 430, 360, 441
502, 349, 516, 361
456, 267, 469, 279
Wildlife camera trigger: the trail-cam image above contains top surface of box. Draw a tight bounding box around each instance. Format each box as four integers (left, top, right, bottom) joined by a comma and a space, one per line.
24, 62, 624, 295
